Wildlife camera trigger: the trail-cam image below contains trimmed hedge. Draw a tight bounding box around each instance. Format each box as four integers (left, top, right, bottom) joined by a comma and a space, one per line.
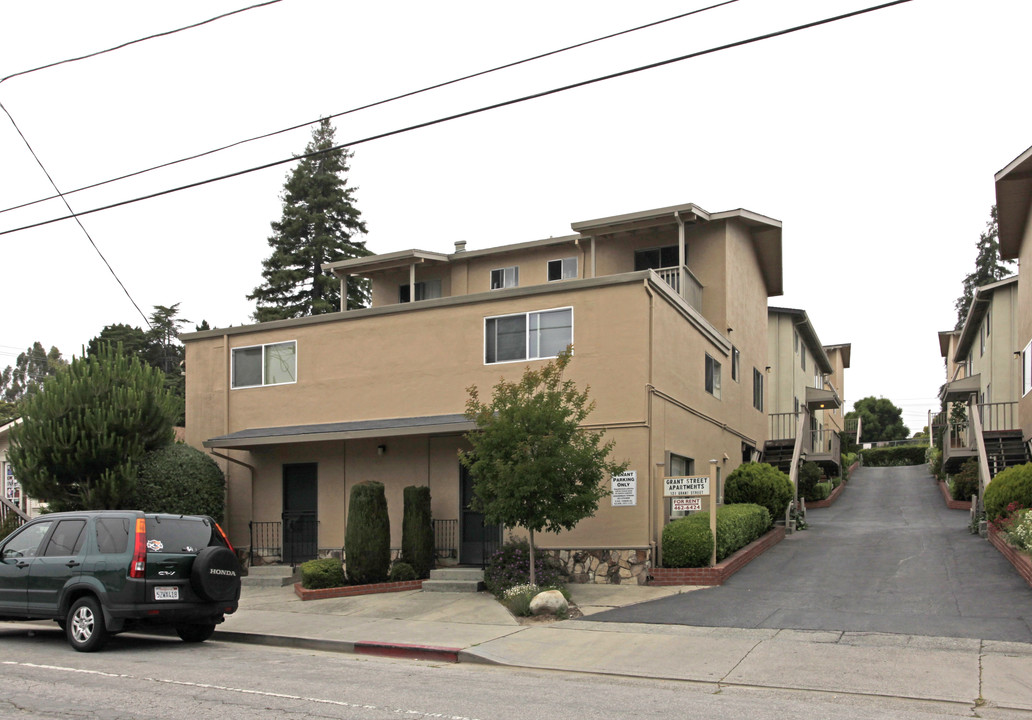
401, 485, 434, 579
798, 461, 822, 501
861, 445, 927, 467
300, 557, 345, 589
130, 443, 226, 523
807, 483, 832, 502
388, 561, 417, 582
662, 503, 771, 568
344, 481, 391, 585
724, 463, 793, 519
985, 463, 1032, 521
951, 459, 979, 502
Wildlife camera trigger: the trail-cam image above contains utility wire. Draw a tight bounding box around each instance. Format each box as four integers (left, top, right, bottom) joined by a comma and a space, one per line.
0, 100, 150, 326
0, 0, 737, 217
0, 0, 283, 86
0, 0, 913, 239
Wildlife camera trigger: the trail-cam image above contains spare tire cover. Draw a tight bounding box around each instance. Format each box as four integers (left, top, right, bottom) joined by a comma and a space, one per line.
190, 546, 241, 602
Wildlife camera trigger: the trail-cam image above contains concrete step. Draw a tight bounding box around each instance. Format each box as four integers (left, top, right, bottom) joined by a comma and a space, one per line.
422, 579, 484, 593
429, 568, 484, 581
243, 565, 301, 587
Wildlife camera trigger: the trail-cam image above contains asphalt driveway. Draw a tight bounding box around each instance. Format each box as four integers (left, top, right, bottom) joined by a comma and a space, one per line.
587, 465, 1032, 642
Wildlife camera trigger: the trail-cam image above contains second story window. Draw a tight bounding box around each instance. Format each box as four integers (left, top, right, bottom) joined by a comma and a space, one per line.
232, 340, 297, 389
485, 308, 572, 364
490, 266, 519, 290
801, 345, 806, 371
547, 257, 578, 281
731, 347, 740, 382
705, 354, 721, 399
634, 245, 680, 271
753, 368, 764, 411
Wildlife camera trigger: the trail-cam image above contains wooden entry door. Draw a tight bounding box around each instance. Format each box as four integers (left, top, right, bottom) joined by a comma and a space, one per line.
459, 464, 501, 566
282, 463, 318, 565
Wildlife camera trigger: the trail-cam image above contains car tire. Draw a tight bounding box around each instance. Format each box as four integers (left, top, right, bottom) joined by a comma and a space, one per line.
175, 623, 216, 643
66, 597, 108, 652
190, 546, 241, 602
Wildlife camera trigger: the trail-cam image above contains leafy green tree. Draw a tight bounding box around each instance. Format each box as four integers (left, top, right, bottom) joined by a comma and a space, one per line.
460, 349, 627, 585
8, 343, 178, 511
954, 206, 1016, 329
248, 118, 370, 321
86, 324, 150, 361
845, 396, 910, 443
129, 444, 226, 522
0, 342, 67, 404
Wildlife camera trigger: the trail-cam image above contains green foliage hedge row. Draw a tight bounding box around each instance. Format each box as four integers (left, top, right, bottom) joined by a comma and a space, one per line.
724, 463, 793, 519
662, 503, 772, 568
985, 463, 1032, 521
300, 557, 345, 589
860, 445, 927, 467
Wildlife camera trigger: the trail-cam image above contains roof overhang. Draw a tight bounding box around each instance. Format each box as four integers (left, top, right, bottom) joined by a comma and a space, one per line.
204, 414, 474, 450
805, 386, 841, 411
995, 144, 1032, 260
941, 374, 980, 403
823, 343, 851, 369
938, 330, 960, 359
954, 275, 1018, 360
769, 307, 833, 374
323, 250, 450, 277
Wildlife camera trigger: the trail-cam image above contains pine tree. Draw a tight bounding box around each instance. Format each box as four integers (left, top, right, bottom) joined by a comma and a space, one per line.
248, 119, 370, 322
954, 206, 1016, 329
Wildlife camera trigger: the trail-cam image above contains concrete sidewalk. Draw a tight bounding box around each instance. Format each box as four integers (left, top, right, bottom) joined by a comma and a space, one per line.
211, 583, 1032, 713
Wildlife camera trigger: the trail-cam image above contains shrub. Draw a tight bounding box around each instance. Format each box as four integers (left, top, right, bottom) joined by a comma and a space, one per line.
724, 463, 793, 519
798, 461, 822, 501
388, 561, 417, 582
300, 557, 344, 589
927, 447, 943, 481
130, 443, 226, 522
860, 445, 927, 467
484, 540, 566, 596
662, 503, 771, 567
400, 485, 434, 579
984, 463, 1032, 522
807, 483, 832, 502
950, 459, 980, 502
344, 481, 390, 584
842, 452, 858, 469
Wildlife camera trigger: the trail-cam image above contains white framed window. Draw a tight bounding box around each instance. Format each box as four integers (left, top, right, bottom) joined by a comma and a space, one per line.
705, 354, 721, 399
232, 340, 297, 389
668, 453, 695, 519
1023, 341, 1032, 397
547, 257, 578, 281
753, 368, 764, 411
731, 346, 740, 382
484, 307, 572, 364
490, 266, 519, 290
801, 345, 807, 371
399, 278, 442, 303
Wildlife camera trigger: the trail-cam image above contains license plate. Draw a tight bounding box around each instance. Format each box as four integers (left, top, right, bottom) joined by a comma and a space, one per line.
154, 586, 179, 601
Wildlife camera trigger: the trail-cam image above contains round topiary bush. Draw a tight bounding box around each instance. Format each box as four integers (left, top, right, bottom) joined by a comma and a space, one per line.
345, 481, 391, 585
662, 516, 714, 568
401, 485, 434, 579
724, 462, 793, 519
388, 561, 417, 582
300, 557, 345, 589
984, 463, 1032, 521
130, 443, 226, 522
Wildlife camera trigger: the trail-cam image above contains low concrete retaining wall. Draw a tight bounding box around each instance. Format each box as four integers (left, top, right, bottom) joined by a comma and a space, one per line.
294, 579, 424, 601
988, 527, 1032, 589
937, 481, 972, 510
648, 526, 786, 586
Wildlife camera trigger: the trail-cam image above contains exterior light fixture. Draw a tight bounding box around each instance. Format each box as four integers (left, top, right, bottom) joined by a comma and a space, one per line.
377, 444, 386, 456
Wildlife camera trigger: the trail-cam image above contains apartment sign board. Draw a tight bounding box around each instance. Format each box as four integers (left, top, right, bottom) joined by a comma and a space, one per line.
611, 471, 637, 506
664, 476, 710, 497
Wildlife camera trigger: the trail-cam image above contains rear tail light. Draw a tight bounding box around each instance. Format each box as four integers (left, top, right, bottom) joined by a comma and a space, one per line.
129, 518, 147, 578
215, 522, 235, 553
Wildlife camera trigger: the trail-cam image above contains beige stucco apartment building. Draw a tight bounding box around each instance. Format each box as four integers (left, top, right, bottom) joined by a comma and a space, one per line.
183, 202, 786, 581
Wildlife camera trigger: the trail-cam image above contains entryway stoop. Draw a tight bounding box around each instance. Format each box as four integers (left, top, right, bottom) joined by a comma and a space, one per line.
422, 568, 485, 593
243, 565, 301, 588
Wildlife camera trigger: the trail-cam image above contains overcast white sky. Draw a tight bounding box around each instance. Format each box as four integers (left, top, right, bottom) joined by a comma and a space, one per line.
1, 0, 1029, 432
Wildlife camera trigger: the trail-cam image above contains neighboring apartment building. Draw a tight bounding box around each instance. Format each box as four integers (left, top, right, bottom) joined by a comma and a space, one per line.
996, 144, 1032, 456
0, 419, 42, 527
183, 202, 783, 579
765, 308, 846, 477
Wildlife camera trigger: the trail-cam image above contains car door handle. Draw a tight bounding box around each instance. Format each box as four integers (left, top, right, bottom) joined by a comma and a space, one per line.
15, 561, 29, 569
66, 561, 80, 568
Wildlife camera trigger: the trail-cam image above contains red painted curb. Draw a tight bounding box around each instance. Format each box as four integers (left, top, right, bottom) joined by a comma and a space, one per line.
354, 641, 461, 663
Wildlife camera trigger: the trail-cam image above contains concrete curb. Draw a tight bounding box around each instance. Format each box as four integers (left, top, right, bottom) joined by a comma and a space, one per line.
354, 641, 462, 662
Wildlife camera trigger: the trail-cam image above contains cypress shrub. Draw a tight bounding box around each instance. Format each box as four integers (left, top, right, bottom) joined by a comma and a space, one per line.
344, 481, 390, 584
130, 444, 226, 522
401, 485, 434, 578
984, 463, 1032, 521
724, 462, 793, 519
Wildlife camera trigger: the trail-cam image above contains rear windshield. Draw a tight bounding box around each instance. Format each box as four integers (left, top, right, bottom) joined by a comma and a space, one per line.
146, 517, 219, 554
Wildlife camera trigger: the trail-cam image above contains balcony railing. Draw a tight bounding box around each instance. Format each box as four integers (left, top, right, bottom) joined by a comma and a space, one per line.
979, 402, 1018, 433
770, 412, 801, 443
654, 265, 703, 311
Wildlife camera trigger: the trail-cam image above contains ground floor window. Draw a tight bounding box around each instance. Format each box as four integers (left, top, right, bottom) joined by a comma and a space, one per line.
668, 453, 695, 519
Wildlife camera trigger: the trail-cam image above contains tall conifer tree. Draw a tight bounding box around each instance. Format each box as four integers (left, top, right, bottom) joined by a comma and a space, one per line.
249, 118, 370, 321
954, 206, 1016, 329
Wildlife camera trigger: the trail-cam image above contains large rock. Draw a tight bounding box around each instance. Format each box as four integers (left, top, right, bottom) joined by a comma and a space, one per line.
529, 589, 568, 616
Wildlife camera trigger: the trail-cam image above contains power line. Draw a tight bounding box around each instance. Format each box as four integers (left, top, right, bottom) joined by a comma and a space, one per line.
0, 0, 738, 217
0, 100, 150, 327
0, 0, 913, 239
0, 0, 283, 86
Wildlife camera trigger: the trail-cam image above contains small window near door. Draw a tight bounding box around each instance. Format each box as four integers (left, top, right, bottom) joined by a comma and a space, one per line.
547, 257, 578, 281
668, 454, 695, 519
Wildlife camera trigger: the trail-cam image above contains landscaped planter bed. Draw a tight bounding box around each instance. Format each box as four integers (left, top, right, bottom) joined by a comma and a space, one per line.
938, 481, 972, 510
649, 526, 786, 586
806, 480, 846, 509
294, 579, 424, 600
987, 527, 1032, 589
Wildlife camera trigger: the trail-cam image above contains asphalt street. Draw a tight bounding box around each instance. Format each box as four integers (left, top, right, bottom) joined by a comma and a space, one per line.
586, 465, 1032, 642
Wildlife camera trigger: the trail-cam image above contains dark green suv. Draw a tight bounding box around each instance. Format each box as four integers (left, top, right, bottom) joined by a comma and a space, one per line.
0, 511, 241, 651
